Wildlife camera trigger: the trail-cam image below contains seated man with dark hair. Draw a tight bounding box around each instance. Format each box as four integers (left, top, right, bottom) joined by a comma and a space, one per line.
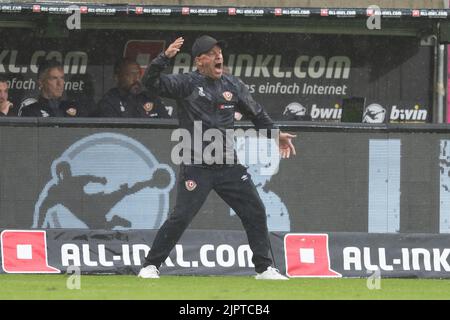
98, 58, 169, 118
19, 59, 88, 117
0, 75, 13, 116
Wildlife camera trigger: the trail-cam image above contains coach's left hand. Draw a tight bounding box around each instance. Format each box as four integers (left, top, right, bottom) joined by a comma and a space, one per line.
278, 132, 297, 159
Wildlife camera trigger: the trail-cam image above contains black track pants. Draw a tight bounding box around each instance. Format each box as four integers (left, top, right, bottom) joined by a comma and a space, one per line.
143, 164, 272, 273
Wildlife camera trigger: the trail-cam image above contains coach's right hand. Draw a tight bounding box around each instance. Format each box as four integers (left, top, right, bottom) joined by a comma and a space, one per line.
165, 37, 184, 58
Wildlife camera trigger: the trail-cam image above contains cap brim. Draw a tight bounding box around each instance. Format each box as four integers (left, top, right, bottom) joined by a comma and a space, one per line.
216, 40, 227, 50
193, 38, 228, 57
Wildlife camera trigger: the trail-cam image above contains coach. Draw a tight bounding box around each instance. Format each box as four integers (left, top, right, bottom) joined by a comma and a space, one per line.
138, 35, 296, 280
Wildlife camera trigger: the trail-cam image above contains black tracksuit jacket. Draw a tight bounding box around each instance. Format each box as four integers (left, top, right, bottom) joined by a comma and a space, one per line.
98, 88, 169, 118
142, 52, 277, 165
19, 96, 87, 117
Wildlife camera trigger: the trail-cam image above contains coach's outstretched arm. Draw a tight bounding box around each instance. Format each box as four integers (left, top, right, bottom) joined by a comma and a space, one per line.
141, 37, 188, 99
234, 73, 297, 160
143, 37, 297, 158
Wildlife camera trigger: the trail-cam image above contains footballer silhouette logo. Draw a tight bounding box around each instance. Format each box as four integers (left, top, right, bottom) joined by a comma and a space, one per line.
362, 104, 386, 124
283, 102, 311, 121
32, 133, 175, 230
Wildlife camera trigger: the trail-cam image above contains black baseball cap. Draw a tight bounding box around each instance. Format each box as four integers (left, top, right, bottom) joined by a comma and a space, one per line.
192, 35, 227, 58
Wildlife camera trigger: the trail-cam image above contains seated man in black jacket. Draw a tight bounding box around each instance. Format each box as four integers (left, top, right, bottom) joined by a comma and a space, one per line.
98, 58, 170, 118
19, 59, 87, 117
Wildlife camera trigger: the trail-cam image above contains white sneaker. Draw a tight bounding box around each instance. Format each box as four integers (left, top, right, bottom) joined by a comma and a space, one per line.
255, 267, 289, 280
138, 265, 160, 279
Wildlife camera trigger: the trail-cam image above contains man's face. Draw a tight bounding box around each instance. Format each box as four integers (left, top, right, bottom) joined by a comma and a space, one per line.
118, 62, 142, 95
196, 45, 224, 80
40, 67, 65, 99
0, 82, 8, 104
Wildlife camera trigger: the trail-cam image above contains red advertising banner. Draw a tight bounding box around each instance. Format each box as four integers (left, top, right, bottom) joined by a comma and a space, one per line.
2, 229, 450, 278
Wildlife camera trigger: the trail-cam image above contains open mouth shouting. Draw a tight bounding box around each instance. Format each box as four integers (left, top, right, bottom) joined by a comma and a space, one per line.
214, 62, 223, 76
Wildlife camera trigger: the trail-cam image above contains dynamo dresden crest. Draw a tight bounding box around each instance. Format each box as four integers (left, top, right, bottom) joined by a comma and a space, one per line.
223, 91, 233, 101
185, 180, 197, 191
143, 102, 154, 112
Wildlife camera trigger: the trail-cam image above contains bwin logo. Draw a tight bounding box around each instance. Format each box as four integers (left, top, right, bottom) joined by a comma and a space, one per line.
362, 103, 386, 124
390, 105, 428, 122
310, 104, 341, 120
32, 133, 175, 230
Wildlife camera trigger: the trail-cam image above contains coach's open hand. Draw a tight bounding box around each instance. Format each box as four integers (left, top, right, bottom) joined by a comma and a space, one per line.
165, 37, 184, 58
278, 132, 297, 159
